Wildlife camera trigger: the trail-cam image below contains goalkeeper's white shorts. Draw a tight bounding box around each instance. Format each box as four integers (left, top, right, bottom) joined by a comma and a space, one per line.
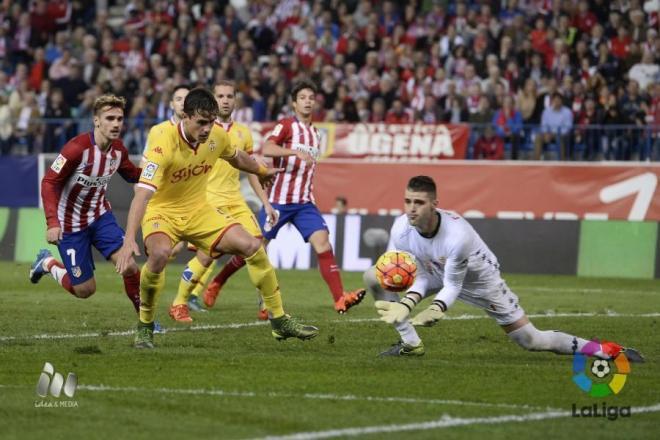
424, 280, 525, 326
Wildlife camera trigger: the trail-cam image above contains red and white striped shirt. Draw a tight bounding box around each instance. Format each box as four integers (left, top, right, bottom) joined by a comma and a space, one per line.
267, 117, 321, 205
41, 132, 140, 233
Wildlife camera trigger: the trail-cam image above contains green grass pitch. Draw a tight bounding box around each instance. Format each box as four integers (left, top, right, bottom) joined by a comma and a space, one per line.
1, 261, 659, 439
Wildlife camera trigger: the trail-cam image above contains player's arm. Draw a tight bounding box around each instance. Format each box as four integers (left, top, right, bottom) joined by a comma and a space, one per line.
41, 143, 82, 244
411, 245, 470, 327
227, 149, 282, 187
115, 131, 168, 273
247, 172, 279, 225
114, 186, 153, 273
117, 145, 141, 182
262, 122, 313, 162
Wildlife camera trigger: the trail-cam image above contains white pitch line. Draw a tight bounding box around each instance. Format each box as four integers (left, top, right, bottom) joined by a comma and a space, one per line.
514, 286, 659, 295
75, 384, 554, 411
253, 403, 660, 440
1, 312, 659, 342
0, 321, 267, 342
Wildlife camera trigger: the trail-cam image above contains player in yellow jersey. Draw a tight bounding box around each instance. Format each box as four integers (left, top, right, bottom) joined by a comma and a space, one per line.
143, 85, 191, 261
115, 88, 318, 348
170, 80, 279, 322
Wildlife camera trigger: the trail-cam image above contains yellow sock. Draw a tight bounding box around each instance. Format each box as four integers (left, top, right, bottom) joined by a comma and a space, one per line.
173, 256, 208, 306
245, 247, 284, 318
139, 264, 166, 324
191, 264, 214, 297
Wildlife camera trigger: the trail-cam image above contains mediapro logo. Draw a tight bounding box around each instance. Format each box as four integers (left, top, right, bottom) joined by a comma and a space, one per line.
36, 362, 77, 399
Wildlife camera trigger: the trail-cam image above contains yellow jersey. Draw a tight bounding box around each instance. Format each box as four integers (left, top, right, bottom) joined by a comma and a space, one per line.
206, 121, 254, 205
138, 121, 236, 213
140, 117, 176, 164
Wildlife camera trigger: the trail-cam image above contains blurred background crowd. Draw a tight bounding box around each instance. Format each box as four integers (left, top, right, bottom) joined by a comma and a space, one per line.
0, 0, 657, 159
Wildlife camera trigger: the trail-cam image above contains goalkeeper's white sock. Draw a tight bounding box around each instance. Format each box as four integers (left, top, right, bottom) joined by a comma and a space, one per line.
395, 320, 422, 347
507, 322, 610, 359
365, 267, 422, 346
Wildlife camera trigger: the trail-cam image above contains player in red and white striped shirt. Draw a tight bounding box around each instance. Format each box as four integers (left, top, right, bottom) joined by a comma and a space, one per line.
29, 95, 142, 315
209, 80, 365, 314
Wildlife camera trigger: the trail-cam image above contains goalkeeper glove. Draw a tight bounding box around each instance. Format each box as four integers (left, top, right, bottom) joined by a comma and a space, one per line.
375, 294, 420, 324
410, 300, 446, 327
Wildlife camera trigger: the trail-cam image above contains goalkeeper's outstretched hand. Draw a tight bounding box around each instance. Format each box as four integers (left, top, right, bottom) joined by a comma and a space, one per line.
411, 303, 445, 327
375, 297, 416, 324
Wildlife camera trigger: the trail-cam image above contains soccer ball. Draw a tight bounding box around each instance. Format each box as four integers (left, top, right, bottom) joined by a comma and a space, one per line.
375, 251, 417, 292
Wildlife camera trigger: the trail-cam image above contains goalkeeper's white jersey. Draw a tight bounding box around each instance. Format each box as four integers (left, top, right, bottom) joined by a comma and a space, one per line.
389, 210, 502, 302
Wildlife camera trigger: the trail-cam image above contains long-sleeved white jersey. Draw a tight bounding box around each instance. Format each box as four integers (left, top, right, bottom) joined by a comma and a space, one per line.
389, 209, 504, 310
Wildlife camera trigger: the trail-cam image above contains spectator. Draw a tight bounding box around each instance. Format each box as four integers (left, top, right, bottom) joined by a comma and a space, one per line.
473, 125, 504, 160
534, 92, 573, 160
0, 0, 654, 162
13, 91, 41, 154
42, 88, 71, 153
493, 96, 523, 160
438, 81, 468, 123
331, 196, 348, 215
385, 99, 411, 124
629, 50, 659, 92
610, 26, 633, 60
48, 50, 75, 81
233, 92, 254, 123
575, 98, 601, 159
602, 93, 630, 159
0, 94, 13, 155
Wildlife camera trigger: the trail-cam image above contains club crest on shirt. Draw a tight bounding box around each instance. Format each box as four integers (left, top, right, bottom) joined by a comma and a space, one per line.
71, 266, 82, 278
108, 158, 118, 174
50, 154, 67, 174
142, 161, 158, 180
152, 146, 163, 155
153, 222, 160, 229
208, 140, 216, 151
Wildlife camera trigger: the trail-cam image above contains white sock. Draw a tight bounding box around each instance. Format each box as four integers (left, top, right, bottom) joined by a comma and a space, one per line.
44, 258, 68, 285
395, 320, 422, 347
508, 323, 610, 359
365, 267, 422, 347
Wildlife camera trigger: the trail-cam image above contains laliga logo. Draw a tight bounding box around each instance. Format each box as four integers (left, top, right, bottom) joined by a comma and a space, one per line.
572, 340, 630, 397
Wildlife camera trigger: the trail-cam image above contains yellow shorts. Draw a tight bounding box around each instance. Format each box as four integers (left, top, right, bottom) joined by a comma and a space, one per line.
142, 204, 239, 258
209, 198, 262, 238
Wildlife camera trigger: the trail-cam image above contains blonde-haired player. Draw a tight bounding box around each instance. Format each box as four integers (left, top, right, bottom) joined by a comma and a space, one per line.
171, 80, 278, 321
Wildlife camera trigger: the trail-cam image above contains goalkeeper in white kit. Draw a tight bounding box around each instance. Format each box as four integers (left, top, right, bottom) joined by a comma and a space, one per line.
365, 175, 645, 362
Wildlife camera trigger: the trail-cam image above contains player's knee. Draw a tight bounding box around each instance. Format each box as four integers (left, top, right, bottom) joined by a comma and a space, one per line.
363, 266, 398, 302
243, 237, 262, 257
120, 262, 139, 277
196, 253, 213, 267
73, 285, 96, 298
148, 247, 170, 271
507, 323, 552, 351
363, 267, 379, 290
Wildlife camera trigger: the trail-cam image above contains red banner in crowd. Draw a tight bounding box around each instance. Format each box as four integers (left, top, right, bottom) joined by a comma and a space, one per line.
312, 162, 660, 221
249, 122, 469, 160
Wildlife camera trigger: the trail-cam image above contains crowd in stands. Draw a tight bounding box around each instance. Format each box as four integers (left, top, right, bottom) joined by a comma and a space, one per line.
0, 0, 657, 160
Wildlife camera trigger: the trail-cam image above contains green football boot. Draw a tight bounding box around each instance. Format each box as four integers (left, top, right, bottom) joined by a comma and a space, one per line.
134, 321, 155, 349
270, 315, 319, 341
379, 340, 425, 357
